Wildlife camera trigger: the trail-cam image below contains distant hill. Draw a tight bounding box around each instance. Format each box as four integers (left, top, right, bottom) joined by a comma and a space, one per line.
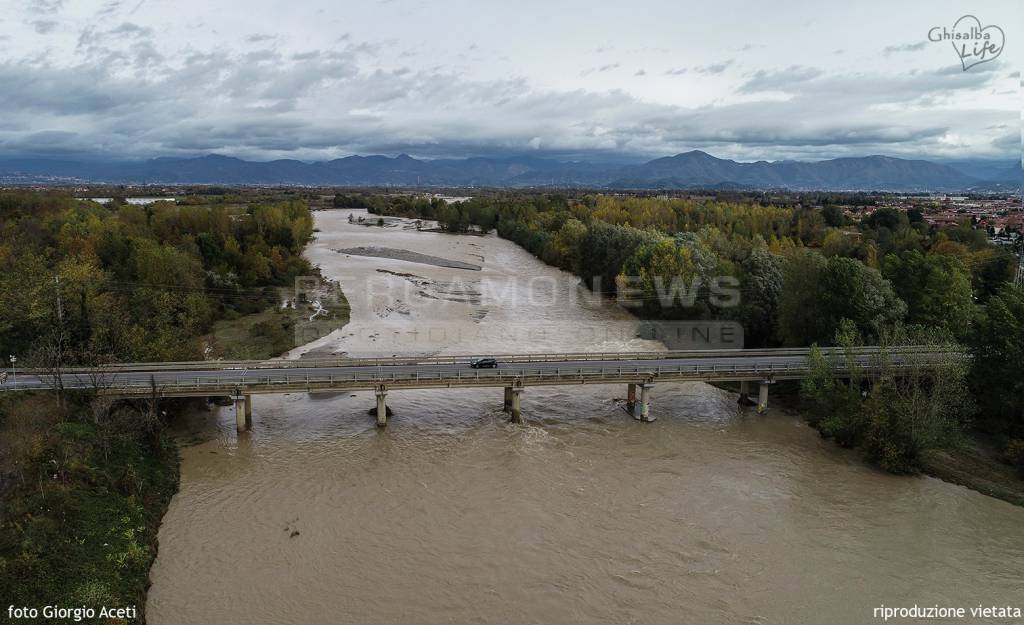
0, 150, 1017, 192
610, 151, 982, 191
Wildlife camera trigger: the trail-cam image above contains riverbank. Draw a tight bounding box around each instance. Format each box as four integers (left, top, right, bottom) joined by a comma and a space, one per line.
0, 393, 182, 624
0, 191, 333, 624
714, 381, 1024, 507
921, 437, 1024, 507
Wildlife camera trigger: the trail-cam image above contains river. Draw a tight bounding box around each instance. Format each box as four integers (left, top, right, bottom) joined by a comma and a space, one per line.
146, 210, 1024, 625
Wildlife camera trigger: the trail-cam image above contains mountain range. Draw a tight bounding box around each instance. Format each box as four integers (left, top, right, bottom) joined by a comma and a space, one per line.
0, 151, 1019, 192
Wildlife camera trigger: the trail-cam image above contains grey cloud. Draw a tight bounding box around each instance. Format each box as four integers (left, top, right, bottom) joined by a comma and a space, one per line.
109, 22, 153, 37
0, 27, 1015, 163
694, 60, 733, 74
580, 63, 618, 76
883, 41, 927, 56
30, 19, 57, 34
666, 60, 734, 76
96, 1, 122, 17
27, 0, 63, 13
739, 66, 823, 92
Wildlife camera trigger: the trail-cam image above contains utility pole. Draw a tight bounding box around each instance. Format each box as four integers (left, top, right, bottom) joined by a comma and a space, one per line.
1015, 237, 1024, 287
55, 275, 63, 325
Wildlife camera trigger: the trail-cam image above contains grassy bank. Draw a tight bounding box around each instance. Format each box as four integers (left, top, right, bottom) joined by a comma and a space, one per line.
0, 393, 182, 624
210, 284, 350, 360
921, 437, 1024, 507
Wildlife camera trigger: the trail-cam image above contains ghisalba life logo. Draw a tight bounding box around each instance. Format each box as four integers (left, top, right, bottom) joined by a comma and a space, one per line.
928, 15, 1005, 71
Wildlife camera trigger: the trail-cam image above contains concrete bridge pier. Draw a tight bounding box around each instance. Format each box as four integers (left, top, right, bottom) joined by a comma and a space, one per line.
233, 395, 250, 433
627, 383, 637, 416
635, 383, 655, 422
509, 387, 524, 424
375, 386, 388, 427
738, 380, 751, 404
503, 386, 513, 412
757, 381, 774, 414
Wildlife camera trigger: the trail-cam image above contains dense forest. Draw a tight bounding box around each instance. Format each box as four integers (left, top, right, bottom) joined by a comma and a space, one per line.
0, 191, 317, 620
0, 192, 315, 362
358, 192, 1024, 476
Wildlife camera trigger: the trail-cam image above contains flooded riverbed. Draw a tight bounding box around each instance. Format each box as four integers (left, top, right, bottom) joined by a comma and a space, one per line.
146, 210, 1024, 625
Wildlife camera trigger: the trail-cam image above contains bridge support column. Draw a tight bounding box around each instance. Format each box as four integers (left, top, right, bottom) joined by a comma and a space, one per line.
627, 383, 637, 416
509, 387, 523, 424
234, 395, 249, 433
503, 386, 513, 412
244, 394, 253, 429
757, 381, 772, 414
738, 380, 751, 405
375, 386, 388, 427
636, 383, 655, 422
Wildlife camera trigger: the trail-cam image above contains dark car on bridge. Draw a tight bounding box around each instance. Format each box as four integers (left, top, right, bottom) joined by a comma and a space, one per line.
470, 358, 498, 369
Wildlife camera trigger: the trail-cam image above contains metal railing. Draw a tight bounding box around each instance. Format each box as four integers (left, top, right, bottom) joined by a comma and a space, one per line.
0, 347, 960, 397
17, 345, 952, 374
82, 357, 934, 397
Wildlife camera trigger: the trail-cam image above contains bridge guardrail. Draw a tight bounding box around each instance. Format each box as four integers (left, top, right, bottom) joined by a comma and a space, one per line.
79, 358, 934, 396
16, 345, 956, 375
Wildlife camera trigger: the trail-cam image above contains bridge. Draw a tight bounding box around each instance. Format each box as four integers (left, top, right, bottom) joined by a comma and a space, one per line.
0, 347, 949, 430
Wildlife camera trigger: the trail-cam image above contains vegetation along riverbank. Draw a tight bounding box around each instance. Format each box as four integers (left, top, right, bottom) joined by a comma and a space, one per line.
0, 190, 341, 622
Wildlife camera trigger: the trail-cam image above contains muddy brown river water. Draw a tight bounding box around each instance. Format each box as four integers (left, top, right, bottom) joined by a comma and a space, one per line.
146, 210, 1024, 625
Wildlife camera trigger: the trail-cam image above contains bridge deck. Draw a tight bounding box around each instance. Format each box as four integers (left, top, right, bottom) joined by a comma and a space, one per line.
0, 347, 949, 398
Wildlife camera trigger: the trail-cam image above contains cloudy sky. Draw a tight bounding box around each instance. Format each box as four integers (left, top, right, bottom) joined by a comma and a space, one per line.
0, 0, 1019, 162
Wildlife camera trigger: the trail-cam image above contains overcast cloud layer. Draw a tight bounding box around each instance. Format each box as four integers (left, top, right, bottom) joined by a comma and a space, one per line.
0, 0, 1020, 162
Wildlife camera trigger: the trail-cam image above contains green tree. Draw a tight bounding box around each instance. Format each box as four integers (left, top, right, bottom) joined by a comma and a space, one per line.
800, 320, 868, 448
738, 248, 782, 347
778, 251, 906, 346
861, 326, 972, 473
882, 250, 974, 338
802, 322, 971, 473
970, 284, 1024, 438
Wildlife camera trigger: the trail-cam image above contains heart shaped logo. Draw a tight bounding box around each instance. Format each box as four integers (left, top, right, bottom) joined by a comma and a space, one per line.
929, 14, 1006, 71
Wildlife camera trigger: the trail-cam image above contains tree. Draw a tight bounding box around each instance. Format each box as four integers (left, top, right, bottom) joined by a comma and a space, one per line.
822, 205, 846, 227
549, 218, 587, 274
802, 322, 971, 473
821, 228, 858, 258
864, 206, 908, 231
579, 222, 660, 295
618, 234, 724, 320
738, 248, 782, 347
861, 326, 972, 473
29, 323, 71, 415
882, 250, 974, 339
778, 251, 906, 346
970, 284, 1024, 438
801, 320, 869, 448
